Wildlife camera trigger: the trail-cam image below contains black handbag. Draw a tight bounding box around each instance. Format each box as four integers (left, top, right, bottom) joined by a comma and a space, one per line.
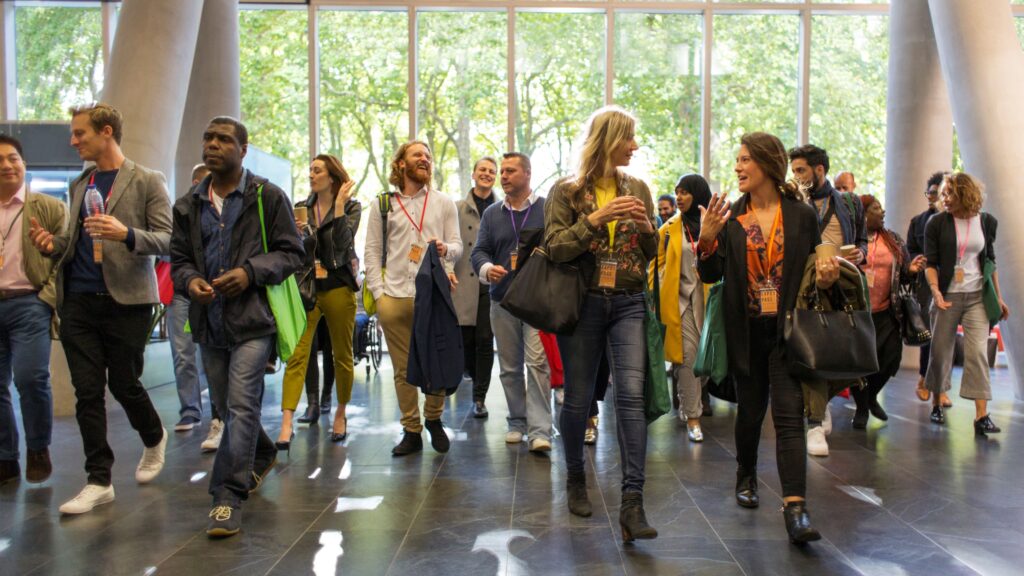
898, 280, 931, 346
500, 246, 590, 335
784, 259, 878, 381
297, 266, 316, 311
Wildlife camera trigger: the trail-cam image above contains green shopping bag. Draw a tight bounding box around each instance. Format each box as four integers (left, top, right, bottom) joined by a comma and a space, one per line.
643, 269, 671, 424
694, 282, 728, 384
256, 185, 307, 363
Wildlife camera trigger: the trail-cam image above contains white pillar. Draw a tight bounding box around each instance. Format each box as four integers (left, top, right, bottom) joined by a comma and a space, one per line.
101, 0, 203, 180
884, 0, 952, 230
173, 0, 239, 198
929, 0, 1024, 398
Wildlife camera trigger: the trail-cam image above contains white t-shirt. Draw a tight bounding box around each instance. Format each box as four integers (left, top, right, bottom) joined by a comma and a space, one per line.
948, 214, 984, 294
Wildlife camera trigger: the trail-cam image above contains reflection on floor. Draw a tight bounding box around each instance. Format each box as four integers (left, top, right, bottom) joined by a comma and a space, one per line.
1, 343, 1022, 576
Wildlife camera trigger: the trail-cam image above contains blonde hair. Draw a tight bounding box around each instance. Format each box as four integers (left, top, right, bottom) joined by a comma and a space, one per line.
388, 140, 431, 189
68, 102, 123, 144
570, 106, 636, 201
942, 172, 984, 215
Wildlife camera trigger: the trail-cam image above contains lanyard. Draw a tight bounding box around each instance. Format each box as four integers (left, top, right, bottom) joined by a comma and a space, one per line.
868, 232, 878, 269
395, 189, 429, 236
682, 222, 698, 261
507, 200, 534, 247
954, 216, 971, 265
751, 206, 782, 279
0, 205, 24, 253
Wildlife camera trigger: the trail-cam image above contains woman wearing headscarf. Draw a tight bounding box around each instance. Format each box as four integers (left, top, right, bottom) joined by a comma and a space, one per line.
653, 174, 712, 442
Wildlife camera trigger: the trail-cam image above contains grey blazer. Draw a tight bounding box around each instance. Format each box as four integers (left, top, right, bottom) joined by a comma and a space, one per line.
50, 158, 173, 309
453, 189, 497, 326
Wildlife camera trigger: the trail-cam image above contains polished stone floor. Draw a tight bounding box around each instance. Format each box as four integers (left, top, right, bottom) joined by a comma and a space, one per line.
1, 342, 1022, 576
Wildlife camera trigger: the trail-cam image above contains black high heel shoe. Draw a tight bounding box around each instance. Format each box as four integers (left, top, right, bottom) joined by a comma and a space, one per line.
296, 403, 319, 424
331, 416, 348, 443
974, 414, 1001, 435
275, 430, 295, 451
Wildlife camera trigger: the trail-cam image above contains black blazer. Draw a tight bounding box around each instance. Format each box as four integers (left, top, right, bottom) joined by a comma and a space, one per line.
924, 211, 997, 296
696, 195, 821, 379
407, 243, 464, 395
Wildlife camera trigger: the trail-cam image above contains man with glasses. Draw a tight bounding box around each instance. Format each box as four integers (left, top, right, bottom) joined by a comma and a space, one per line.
907, 171, 948, 404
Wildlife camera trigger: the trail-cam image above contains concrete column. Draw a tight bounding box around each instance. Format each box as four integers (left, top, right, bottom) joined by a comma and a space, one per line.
173, 0, 239, 198
1, 1, 16, 120
101, 0, 203, 180
929, 0, 1024, 399
884, 0, 952, 230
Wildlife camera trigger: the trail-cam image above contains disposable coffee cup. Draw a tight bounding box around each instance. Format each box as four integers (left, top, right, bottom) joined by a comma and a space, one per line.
840, 244, 857, 258
815, 242, 838, 262
294, 206, 308, 225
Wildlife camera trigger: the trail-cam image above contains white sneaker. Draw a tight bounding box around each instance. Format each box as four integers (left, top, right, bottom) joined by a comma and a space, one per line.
807, 425, 829, 457
505, 431, 524, 444
529, 438, 552, 452
822, 405, 833, 436
59, 484, 115, 515
202, 419, 224, 453
136, 428, 167, 484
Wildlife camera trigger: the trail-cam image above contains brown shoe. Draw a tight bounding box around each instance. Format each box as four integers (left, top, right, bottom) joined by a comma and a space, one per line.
939, 392, 953, 408
915, 377, 930, 402
0, 459, 19, 485
25, 449, 52, 483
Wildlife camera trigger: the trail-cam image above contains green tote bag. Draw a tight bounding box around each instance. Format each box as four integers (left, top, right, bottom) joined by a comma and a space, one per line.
694, 282, 728, 385
643, 269, 671, 424
257, 185, 307, 363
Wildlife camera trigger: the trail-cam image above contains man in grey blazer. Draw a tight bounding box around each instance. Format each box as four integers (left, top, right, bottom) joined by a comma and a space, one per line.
29, 103, 172, 515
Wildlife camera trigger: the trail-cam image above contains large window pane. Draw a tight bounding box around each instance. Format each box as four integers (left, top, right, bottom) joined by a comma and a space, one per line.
16, 6, 103, 120
614, 12, 703, 196
809, 15, 888, 198
710, 14, 799, 198
1017, 17, 1024, 48
417, 11, 507, 198
515, 11, 605, 193
239, 9, 309, 196
319, 10, 408, 201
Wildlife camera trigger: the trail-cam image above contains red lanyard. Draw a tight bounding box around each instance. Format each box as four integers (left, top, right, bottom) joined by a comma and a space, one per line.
682, 222, 698, 261
394, 189, 429, 235
868, 232, 878, 269
954, 216, 971, 265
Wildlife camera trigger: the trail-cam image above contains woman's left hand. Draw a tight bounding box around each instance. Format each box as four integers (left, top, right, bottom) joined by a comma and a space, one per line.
815, 256, 840, 289
335, 180, 356, 212
908, 255, 927, 274
630, 199, 654, 233
1000, 299, 1011, 321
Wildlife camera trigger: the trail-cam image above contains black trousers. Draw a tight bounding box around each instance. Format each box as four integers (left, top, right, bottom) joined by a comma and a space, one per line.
734, 317, 807, 499
305, 318, 335, 405
60, 293, 163, 486
461, 290, 494, 402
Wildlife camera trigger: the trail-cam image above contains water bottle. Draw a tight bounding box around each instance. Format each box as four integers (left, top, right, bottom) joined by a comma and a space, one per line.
85, 186, 105, 217
85, 186, 104, 263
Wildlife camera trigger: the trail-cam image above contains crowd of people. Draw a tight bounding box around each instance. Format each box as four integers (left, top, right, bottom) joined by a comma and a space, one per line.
0, 102, 1011, 546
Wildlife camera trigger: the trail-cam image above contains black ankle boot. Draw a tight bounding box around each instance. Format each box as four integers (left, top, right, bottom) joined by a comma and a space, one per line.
297, 402, 319, 424
852, 408, 869, 429
735, 469, 759, 509
974, 414, 1001, 435
619, 492, 658, 543
424, 419, 450, 453
783, 501, 821, 545
868, 396, 888, 421
391, 430, 423, 456
567, 472, 592, 517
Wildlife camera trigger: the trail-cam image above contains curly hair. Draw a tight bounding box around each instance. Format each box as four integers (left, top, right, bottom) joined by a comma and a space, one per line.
942, 172, 984, 215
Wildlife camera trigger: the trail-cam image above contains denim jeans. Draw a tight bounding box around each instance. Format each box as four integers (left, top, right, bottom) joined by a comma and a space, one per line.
201, 336, 277, 506
0, 294, 53, 461
558, 292, 648, 493
490, 302, 552, 442
168, 294, 211, 421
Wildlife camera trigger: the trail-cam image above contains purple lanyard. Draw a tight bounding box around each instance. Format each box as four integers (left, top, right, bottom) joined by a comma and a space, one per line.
508, 201, 534, 247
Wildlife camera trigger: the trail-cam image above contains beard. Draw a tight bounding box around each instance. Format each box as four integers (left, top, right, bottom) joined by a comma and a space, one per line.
404, 163, 432, 187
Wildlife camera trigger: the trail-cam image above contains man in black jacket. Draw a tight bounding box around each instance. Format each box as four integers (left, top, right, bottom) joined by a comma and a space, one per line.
171, 117, 303, 538
907, 171, 948, 403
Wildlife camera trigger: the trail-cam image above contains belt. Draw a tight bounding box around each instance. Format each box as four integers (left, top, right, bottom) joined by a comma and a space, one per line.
587, 287, 643, 297
0, 288, 38, 300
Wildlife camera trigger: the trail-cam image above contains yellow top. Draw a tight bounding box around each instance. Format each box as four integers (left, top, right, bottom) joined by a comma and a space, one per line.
594, 177, 617, 248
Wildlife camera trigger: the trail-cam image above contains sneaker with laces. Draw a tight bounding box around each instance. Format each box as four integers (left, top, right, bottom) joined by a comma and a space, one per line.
505, 431, 524, 444
206, 504, 241, 538
529, 438, 552, 452
806, 425, 829, 457
136, 428, 167, 484
59, 484, 115, 514
201, 419, 224, 453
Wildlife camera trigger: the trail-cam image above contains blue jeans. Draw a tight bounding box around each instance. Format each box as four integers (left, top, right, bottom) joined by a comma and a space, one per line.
201, 336, 276, 506
0, 294, 52, 461
558, 292, 648, 493
168, 294, 211, 421
490, 301, 552, 442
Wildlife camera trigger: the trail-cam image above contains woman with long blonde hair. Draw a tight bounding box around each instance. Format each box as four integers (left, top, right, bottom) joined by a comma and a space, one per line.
544, 106, 659, 543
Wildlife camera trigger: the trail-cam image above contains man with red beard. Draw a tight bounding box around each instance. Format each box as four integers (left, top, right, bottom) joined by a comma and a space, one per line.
365, 141, 462, 456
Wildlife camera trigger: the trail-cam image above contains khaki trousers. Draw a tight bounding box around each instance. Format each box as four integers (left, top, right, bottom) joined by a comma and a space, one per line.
378, 295, 444, 432
281, 286, 358, 410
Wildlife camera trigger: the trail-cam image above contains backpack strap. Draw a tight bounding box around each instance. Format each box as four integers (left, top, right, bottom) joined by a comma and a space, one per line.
378, 192, 392, 268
